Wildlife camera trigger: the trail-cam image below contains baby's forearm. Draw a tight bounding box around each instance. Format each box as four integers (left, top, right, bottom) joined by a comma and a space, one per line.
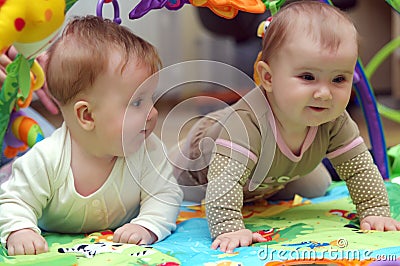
206, 196, 246, 239
334, 151, 390, 220
206, 153, 251, 238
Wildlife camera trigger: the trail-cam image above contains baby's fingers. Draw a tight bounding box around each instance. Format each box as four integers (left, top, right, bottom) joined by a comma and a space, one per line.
114, 229, 141, 244
361, 220, 384, 231
0, 66, 6, 82
112, 228, 124, 243
33, 238, 48, 254
137, 232, 154, 245
383, 219, 400, 231
0, 54, 12, 68
113, 230, 131, 243
7, 242, 35, 256
219, 238, 239, 253
211, 238, 222, 249
360, 221, 371, 231
0, 54, 12, 84
211, 237, 236, 253
211, 238, 222, 250
361, 217, 400, 231
252, 232, 269, 243
6, 244, 17, 256
126, 233, 142, 244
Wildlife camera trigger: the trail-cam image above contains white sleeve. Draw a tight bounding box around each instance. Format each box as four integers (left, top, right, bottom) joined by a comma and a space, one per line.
0, 144, 52, 245
128, 135, 183, 242
0, 125, 67, 246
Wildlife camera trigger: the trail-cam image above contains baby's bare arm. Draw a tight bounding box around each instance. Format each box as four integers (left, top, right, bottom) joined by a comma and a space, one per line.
7, 229, 48, 255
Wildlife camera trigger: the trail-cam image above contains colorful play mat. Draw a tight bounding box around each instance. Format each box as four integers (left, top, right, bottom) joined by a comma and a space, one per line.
0, 181, 399, 265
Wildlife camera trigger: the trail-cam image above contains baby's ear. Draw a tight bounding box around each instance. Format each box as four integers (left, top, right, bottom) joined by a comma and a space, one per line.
74, 101, 94, 131
256, 61, 273, 92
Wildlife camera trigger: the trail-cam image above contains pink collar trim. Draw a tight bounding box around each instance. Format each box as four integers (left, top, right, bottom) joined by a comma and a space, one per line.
274, 126, 318, 162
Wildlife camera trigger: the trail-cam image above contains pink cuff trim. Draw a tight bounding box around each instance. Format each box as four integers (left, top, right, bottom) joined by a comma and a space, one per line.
326, 136, 364, 159
215, 139, 258, 164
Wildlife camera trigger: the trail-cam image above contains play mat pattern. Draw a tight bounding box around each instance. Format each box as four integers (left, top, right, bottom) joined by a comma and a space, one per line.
0, 181, 399, 265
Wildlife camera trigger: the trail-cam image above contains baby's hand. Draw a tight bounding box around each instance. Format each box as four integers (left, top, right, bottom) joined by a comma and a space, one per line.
7, 229, 48, 255
113, 223, 157, 245
211, 229, 269, 253
360, 216, 400, 231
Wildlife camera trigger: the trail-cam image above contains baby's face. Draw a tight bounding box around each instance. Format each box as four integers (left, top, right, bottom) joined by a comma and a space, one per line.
265, 26, 358, 131
89, 51, 158, 157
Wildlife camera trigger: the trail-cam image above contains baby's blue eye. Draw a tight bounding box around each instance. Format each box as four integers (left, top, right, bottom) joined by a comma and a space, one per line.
131, 99, 142, 107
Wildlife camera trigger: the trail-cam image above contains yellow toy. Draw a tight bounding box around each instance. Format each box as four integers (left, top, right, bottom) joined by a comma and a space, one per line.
0, 0, 66, 58
0, 0, 71, 161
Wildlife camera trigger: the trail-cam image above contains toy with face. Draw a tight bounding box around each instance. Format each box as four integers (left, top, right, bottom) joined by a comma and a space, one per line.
0, 0, 68, 159
0, 0, 66, 58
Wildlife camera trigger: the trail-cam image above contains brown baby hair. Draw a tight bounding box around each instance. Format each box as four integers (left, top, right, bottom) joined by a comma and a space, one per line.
46, 15, 162, 106
260, 1, 359, 63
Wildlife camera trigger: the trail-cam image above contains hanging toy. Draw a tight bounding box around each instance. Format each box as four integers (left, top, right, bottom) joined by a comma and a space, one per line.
129, 0, 266, 20
0, 0, 79, 160
96, 0, 122, 24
